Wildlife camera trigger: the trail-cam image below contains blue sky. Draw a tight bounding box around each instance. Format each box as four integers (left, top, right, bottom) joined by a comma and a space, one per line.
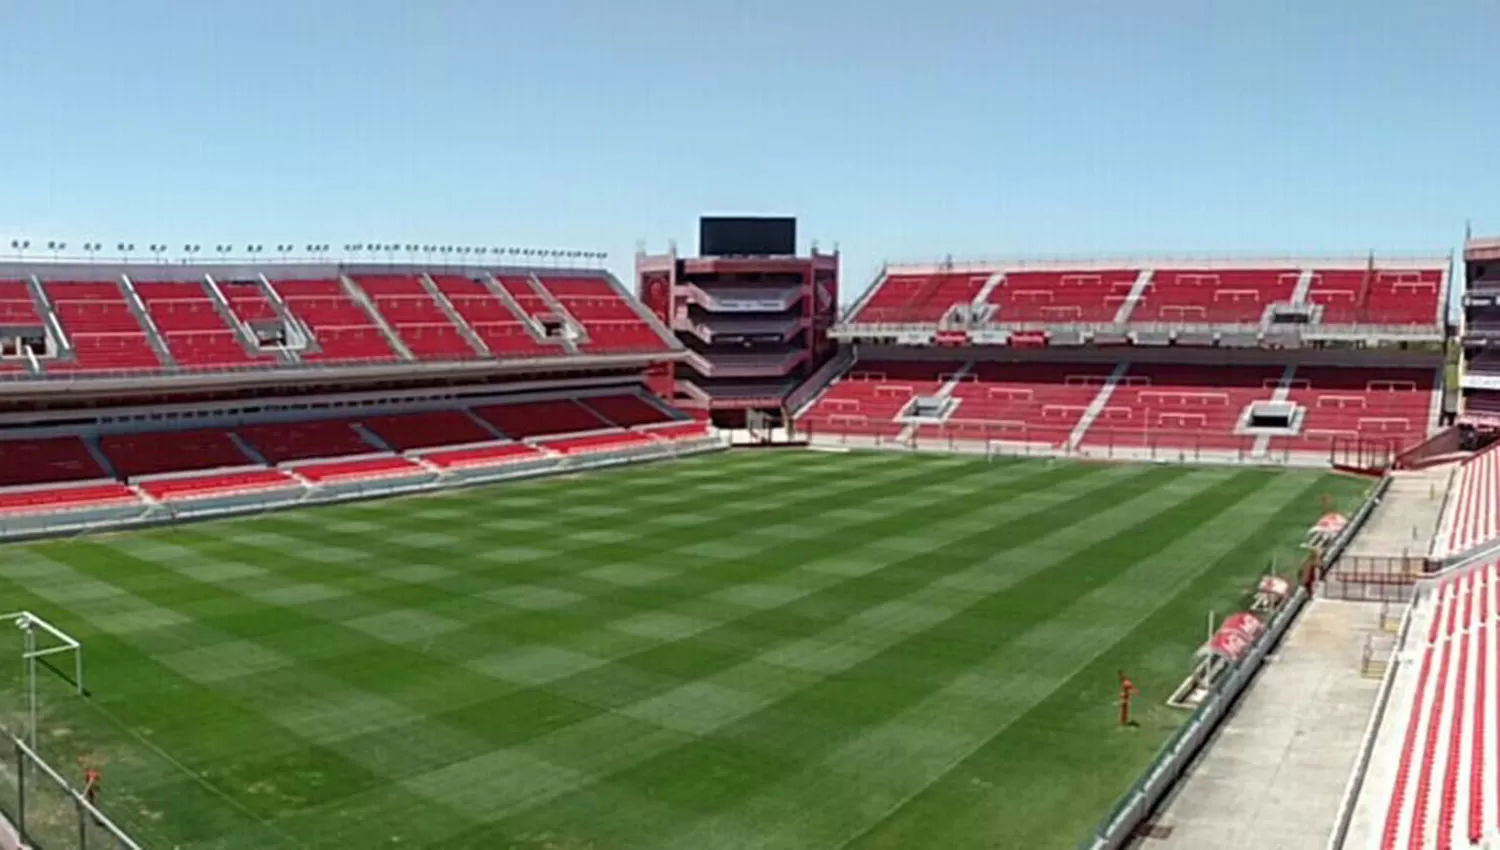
1, 0, 1497, 301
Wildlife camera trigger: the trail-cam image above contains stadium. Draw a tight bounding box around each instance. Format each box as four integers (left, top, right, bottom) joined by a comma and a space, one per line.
5, 4, 1500, 848
0, 218, 1490, 850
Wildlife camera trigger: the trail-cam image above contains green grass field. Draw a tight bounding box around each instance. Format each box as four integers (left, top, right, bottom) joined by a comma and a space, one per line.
0, 450, 1367, 849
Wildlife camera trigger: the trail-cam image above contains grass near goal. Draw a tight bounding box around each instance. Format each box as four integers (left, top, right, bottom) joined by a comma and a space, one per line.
0, 451, 1367, 849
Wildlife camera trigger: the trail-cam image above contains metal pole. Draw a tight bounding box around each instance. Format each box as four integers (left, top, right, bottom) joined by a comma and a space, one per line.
15, 739, 25, 847
25, 627, 36, 752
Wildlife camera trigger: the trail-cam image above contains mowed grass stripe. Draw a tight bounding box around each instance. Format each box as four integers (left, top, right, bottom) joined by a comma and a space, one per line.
0, 454, 1365, 850
451, 467, 1258, 846
276, 461, 1151, 837
8, 456, 1069, 847
254, 461, 1134, 844
664, 469, 1326, 850
847, 469, 1351, 850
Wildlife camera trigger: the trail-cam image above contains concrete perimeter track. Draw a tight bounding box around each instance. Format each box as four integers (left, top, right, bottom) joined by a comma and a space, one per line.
1126, 599, 1384, 850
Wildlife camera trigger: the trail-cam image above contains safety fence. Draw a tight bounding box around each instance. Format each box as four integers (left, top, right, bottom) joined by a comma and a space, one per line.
0, 735, 141, 850
1076, 477, 1379, 849
799, 423, 1339, 469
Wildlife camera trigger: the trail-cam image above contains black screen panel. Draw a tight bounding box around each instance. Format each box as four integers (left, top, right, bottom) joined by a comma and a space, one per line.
699, 217, 796, 257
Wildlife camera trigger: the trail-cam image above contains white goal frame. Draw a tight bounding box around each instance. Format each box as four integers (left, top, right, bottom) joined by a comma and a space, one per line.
1, 611, 84, 750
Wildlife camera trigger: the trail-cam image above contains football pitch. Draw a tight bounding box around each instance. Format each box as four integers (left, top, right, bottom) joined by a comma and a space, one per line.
0, 450, 1367, 849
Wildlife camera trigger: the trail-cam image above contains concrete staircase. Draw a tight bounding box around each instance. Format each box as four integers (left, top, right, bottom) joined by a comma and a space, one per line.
228, 432, 269, 466
1066, 362, 1131, 450
1113, 270, 1155, 324
203, 276, 286, 361
479, 273, 576, 355
82, 435, 118, 479
118, 276, 176, 368
418, 273, 490, 356
896, 361, 974, 441
1290, 269, 1317, 303
340, 275, 414, 361
351, 423, 392, 452
971, 273, 1006, 309
27, 275, 69, 363
254, 276, 309, 362
1251, 365, 1299, 456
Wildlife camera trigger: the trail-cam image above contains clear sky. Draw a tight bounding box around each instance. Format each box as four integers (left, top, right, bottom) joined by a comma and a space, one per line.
2, 0, 1497, 301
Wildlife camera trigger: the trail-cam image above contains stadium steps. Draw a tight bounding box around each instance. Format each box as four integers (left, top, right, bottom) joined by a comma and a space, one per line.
1065, 361, 1131, 450
461, 408, 508, 440
340, 275, 415, 361
119, 276, 177, 368
26, 275, 70, 366
477, 272, 571, 351
203, 275, 294, 363
1251, 365, 1300, 456
1113, 269, 1155, 324
254, 274, 308, 362
896, 362, 973, 441
227, 432, 270, 466
417, 273, 491, 356
1291, 268, 1317, 303
970, 272, 1005, 308
81, 436, 119, 480
520, 274, 586, 354
351, 422, 393, 452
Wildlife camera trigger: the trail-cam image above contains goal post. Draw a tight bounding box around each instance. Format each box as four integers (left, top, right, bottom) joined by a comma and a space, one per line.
2, 611, 85, 752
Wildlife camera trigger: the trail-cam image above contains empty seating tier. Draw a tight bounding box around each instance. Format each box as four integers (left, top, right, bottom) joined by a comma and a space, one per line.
473, 399, 610, 439
0, 483, 138, 515
538, 275, 671, 355
291, 456, 426, 483
418, 443, 545, 469
987, 270, 1139, 323
1134, 269, 1299, 324
359, 410, 494, 451
44, 280, 163, 372
270, 279, 399, 363
428, 275, 557, 357
800, 361, 955, 439
1438, 445, 1500, 558
100, 429, 252, 479
134, 280, 264, 368
235, 420, 375, 463
1269, 367, 1435, 454
581, 395, 674, 428
852, 272, 989, 324
139, 470, 299, 502
1375, 569, 1500, 848
538, 432, 653, 454
1083, 365, 1284, 450
350, 274, 477, 361
0, 437, 107, 487
937, 363, 1115, 447
848, 261, 1446, 329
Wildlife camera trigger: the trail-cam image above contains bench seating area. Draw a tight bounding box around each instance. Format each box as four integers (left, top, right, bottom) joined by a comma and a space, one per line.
1437, 444, 1500, 558
0, 482, 139, 515
803, 360, 1439, 455
4, 267, 673, 382
847, 260, 1446, 329
0, 393, 706, 520
1377, 567, 1495, 848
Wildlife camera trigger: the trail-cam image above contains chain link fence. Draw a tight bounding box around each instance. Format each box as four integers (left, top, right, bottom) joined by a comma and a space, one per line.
0, 736, 141, 850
